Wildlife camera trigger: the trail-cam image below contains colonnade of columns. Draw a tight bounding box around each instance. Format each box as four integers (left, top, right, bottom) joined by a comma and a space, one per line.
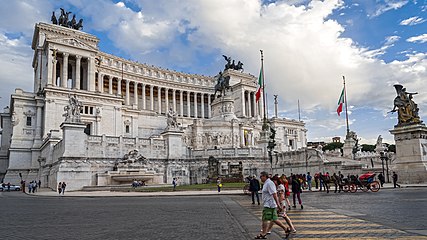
96, 74, 214, 119
49, 51, 260, 120
242, 90, 262, 118
50, 51, 93, 90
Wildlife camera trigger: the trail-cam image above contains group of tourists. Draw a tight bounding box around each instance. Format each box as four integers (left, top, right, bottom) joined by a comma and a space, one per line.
253, 172, 298, 239
28, 180, 41, 193
249, 170, 403, 239
57, 182, 67, 195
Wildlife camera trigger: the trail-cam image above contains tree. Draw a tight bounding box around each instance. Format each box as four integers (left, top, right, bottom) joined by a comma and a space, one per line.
361, 144, 375, 152
322, 142, 343, 152
387, 144, 396, 153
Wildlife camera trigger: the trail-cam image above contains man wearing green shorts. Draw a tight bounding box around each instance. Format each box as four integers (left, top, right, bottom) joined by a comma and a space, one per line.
255, 171, 292, 239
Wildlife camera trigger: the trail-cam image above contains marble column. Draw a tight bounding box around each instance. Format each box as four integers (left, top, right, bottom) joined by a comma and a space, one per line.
125, 80, 130, 105
165, 88, 169, 111
75, 55, 81, 89
201, 93, 205, 118
241, 90, 246, 117
208, 94, 212, 118
61, 52, 69, 88
35, 104, 42, 139
194, 92, 198, 118
187, 91, 191, 117
117, 79, 122, 96
158, 87, 162, 114
108, 76, 113, 94
252, 92, 257, 117
172, 89, 176, 112
150, 85, 154, 111
98, 73, 104, 93
51, 58, 57, 86
88, 57, 96, 91
179, 91, 184, 117
133, 82, 138, 107
247, 91, 252, 117
142, 84, 146, 110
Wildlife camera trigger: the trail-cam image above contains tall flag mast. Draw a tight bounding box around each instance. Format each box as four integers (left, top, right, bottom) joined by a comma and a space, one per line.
337, 76, 350, 136
256, 50, 268, 129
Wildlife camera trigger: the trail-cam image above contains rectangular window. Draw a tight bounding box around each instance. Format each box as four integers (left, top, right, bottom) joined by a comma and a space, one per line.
125, 125, 130, 133
26, 117, 32, 126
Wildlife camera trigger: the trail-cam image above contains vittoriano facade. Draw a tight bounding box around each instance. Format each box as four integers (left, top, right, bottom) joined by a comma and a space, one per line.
0, 22, 307, 190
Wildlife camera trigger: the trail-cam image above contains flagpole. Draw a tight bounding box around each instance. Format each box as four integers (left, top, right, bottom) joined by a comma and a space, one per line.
343, 76, 350, 136
260, 50, 268, 129
298, 99, 301, 121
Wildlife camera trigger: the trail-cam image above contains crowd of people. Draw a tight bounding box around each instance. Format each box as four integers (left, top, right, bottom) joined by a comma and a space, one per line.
249, 170, 401, 239
27, 180, 41, 193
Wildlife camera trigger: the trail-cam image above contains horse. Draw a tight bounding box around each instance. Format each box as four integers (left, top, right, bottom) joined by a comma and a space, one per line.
74, 19, 83, 30
214, 75, 231, 98
51, 11, 58, 25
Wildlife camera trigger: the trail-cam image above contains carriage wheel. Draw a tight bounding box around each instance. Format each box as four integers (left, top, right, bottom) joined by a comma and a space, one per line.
370, 181, 380, 192
349, 184, 357, 193
342, 184, 349, 192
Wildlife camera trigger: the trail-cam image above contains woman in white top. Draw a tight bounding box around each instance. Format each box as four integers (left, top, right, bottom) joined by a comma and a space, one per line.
269, 176, 296, 234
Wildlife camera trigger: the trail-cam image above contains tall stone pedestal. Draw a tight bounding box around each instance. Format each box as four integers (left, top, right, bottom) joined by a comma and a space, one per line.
343, 137, 356, 159
390, 124, 427, 183
61, 122, 87, 157
161, 129, 185, 159
210, 96, 238, 121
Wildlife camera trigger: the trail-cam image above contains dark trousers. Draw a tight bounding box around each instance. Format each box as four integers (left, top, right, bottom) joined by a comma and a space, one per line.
334, 183, 340, 193
393, 180, 400, 188
251, 191, 259, 204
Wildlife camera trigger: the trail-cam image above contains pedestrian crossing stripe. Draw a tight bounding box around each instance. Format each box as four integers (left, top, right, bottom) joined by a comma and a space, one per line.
237, 200, 427, 239
290, 238, 427, 240
272, 228, 405, 234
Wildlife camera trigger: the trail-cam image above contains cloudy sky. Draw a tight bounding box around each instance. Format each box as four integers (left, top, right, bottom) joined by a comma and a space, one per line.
0, 0, 426, 144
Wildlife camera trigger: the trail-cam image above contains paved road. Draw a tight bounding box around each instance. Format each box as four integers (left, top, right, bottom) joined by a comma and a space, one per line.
0, 192, 248, 240
1, 187, 426, 240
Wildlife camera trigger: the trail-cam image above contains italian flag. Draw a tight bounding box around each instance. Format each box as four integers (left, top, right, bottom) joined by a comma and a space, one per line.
336, 87, 344, 116
255, 66, 263, 102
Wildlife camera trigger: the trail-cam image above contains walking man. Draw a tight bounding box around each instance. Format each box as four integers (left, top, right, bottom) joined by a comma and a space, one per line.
172, 178, 177, 191
392, 172, 401, 188
378, 173, 385, 187
255, 171, 292, 239
291, 174, 303, 209
249, 176, 260, 205
61, 182, 67, 195
306, 172, 312, 191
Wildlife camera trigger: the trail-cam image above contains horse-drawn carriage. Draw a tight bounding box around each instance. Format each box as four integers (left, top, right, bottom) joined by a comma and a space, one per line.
341, 173, 380, 193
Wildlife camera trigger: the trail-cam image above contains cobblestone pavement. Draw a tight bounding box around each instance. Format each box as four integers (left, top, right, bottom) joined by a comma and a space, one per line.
231, 188, 427, 240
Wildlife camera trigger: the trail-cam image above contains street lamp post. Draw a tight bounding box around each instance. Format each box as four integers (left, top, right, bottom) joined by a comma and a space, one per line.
380, 151, 386, 179
385, 153, 390, 183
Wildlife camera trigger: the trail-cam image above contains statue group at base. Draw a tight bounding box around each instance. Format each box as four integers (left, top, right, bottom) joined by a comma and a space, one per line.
390, 84, 421, 126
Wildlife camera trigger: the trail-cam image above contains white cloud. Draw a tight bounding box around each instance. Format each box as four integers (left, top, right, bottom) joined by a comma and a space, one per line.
370, 0, 409, 18
400, 16, 426, 25
1, 0, 427, 144
407, 33, 427, 43
385, 35, 400, 45
0, 32, 34, 109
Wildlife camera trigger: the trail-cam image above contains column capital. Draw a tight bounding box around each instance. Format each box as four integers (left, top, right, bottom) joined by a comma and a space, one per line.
75, 55, 82, 60
63, 52, 69, 57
